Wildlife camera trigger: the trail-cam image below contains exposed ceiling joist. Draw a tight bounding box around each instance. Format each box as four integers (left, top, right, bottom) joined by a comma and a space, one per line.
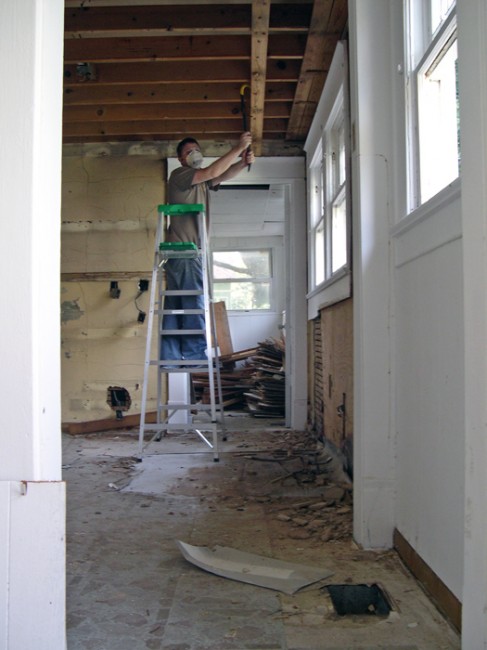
62, 1, 348, 153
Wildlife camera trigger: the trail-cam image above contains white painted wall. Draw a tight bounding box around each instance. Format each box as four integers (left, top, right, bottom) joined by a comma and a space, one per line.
349, 0, 469, 613
393, 188, 464, 598
457, 0, 487, 646
349, 0, 398, 549
0, 1, 66, 648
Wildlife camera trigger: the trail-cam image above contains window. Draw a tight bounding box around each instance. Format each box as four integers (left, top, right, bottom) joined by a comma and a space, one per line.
406, 0, 459, 207
305, 41, 350, 315
309, 91, 349, 290
212, 249, 272, 311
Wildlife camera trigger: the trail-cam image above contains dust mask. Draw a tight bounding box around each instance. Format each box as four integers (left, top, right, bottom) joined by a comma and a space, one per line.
186, 149, 204, 169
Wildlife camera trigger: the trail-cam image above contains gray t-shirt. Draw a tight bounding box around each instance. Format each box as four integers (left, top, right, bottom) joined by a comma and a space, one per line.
167, 166, 214, 244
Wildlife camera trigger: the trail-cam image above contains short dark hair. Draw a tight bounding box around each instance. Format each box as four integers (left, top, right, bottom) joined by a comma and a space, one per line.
177, 137, 200, 158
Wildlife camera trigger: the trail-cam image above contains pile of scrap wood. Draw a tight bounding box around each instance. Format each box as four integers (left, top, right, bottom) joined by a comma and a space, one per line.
191, 338, 285, 417
243, 338, 285, 417
191, 348, 257, 410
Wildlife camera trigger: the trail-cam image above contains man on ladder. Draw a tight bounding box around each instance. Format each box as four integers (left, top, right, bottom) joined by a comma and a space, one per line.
162, 131, 255, 364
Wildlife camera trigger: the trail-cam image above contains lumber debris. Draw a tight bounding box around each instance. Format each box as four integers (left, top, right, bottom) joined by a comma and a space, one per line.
192, 338, 285, 416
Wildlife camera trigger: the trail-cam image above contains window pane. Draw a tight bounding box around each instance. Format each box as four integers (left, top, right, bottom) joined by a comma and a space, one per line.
212, 249, 272, 311
431, 0, 455, 34
213, 250, 270, 280
338, 124, 346, 186
418, 37, 459, 203
213, 281, 270, 310
314, 222, 325, 285
332, 195, 347, 273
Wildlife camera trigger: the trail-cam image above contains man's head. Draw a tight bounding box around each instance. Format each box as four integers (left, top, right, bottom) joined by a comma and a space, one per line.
177, 137, 203, 168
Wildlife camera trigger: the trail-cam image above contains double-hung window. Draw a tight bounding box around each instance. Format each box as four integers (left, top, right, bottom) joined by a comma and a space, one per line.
309, 96, 348, 289
405, 0, 459, 208
211, 249, 273, 311
305, 42, 351, 314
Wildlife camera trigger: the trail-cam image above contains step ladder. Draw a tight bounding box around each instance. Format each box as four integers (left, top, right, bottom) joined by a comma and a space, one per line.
137, 203, 226, 461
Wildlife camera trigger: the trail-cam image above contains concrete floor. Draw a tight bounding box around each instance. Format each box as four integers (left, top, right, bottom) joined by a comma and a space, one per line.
64, 414, 461, 650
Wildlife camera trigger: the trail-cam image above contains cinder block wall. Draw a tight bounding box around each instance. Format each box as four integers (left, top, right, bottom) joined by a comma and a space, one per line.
61, 152, 164, 425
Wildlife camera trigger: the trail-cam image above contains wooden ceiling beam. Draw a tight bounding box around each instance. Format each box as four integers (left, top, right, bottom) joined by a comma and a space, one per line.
64, 4, 311, 37
62, 117, 288, 138
63, 101, 292, 123
250, 0, 270, 157
63, 59, 301, 85
286, 0, 345, 140
63, 81, 297, 106
64, 33, 306, 64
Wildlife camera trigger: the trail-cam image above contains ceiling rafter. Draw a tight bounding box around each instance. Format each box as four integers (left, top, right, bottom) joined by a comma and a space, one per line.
250, 0, 271, 156
286, 0, 346, 140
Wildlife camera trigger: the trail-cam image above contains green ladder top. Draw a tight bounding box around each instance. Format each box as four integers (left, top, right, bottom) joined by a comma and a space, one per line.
158, 203, 204, 215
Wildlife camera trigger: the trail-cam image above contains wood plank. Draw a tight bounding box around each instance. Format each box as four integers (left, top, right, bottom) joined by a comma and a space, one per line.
62, 411, 158, 434
64, 33, 305, 64
61, 271, 150, 282
64, 4, 311, 37
65, 5, 253, 35
219, 347, 258, 362
63, 59, 301, 86
63, 81, 297, 106
394, 529, 462, 633
286, 0, 344, 140
250, 0, 271, 156
63, 101, 291, 124
62, 118, 288, 138
213, 301, 234, 357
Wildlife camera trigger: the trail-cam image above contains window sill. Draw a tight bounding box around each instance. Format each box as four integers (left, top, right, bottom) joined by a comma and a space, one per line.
392, 178, 461, 239
307, 268, 351, 319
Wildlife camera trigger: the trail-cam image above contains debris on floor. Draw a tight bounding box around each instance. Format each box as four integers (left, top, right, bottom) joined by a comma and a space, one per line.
176, 540, 333, 594
270, 493, 353, 543
63, 422, 461, 650
233, 428, 353, 542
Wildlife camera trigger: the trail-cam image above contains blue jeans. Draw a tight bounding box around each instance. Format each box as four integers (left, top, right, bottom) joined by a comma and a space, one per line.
161, 258, 207, 361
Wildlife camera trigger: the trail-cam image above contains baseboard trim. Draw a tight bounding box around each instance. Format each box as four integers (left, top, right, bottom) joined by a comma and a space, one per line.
393, 528, 461, 632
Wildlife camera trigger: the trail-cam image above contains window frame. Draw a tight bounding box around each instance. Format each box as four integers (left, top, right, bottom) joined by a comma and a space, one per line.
304, 41, 352, 318
405, 0, 458, 210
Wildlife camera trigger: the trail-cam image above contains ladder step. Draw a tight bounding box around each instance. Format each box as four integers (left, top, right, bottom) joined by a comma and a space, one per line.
159, 250, 200, 260
159, 242, 198, 251
158, 309, 205, 315
151, 403, 217, 411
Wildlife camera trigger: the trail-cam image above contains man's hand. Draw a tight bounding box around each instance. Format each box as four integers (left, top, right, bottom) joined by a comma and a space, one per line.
239, 131, 252, 152
243, 148, 255, 166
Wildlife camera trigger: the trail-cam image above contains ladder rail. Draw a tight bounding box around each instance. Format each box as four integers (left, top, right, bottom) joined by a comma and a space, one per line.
137, 213, 164, 459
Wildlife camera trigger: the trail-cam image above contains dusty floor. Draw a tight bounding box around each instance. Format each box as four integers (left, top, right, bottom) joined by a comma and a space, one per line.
64, 414, 461, 650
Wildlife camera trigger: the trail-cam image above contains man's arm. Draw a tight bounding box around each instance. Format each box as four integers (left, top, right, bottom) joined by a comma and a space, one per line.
191, 132, 253, 185
210, 149, 255, 186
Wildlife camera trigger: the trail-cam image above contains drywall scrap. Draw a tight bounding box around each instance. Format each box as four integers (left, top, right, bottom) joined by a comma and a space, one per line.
176, 540, 333, 595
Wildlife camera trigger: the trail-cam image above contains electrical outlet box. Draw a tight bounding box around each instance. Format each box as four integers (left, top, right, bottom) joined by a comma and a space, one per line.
139, 279, 149, 292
